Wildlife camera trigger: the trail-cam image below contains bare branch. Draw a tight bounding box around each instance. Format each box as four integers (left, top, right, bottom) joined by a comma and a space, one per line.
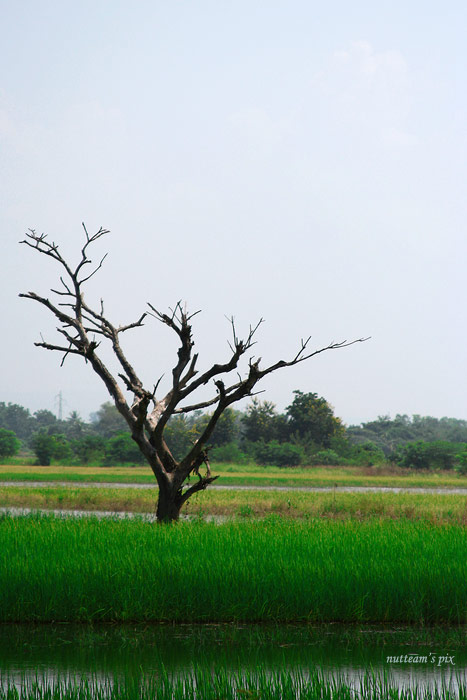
178, 474, 220, 507
80, 253, 109, 283
254, 336, 371, 382
75, 224, 110, 279
147, 301, 201, 339
173, 387, 266, 414
19, 291, 80, 330
179, 353, 198, 389
172, 318, 264, 404
34, 340, 82, 355
153, 375, 164, 396
33, 338, 84, 367
117, 313, 147, 333
146, 301, 199, 452
79, 299, 146, 394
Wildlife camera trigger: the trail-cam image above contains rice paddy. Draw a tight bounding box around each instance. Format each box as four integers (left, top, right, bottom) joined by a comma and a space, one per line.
2, 466, 466, 695
0, 513, 466, 624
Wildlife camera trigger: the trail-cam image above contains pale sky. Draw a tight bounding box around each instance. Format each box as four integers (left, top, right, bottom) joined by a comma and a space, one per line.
1, 1, 466, 426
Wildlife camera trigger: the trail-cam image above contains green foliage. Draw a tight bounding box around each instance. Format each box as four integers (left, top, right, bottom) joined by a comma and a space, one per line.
71, 435, 106, 464
209, 442, 248, 463
49, 434, 71, 461
311, 449, 341, 465
164, 414, 200, 461
242, 399, 287, 443
34, 409, 57, 430
286, 391, 345, 448
104, 432, 145, 465
0, 404, 98, 446
1, 515, 466, 623
63, 411, 89, 440
0, 402, 34, 439
208, 408, 241, 447
394, 440, 462, 470
91, 402, 129, 437
349, 442, 386, 466
8, 396, 467, 471
253, 440, 304, 467
30, 432, 53, 466
30, 431, 72, 466
328, 435, 354, 457
0, 428, 20, 457
454, 451, 467, 476
348, 414, 467, 455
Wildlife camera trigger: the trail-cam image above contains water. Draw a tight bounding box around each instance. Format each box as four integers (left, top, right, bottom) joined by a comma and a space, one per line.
0, 624, 465, 691
0, 507, 228, 522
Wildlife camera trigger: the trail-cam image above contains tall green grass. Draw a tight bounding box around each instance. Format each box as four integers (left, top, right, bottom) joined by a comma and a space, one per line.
0, 514, 466, 623
0, 671, 465, 700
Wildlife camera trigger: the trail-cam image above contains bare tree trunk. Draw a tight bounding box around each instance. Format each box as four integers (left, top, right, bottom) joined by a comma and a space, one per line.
156, 482, 182, 523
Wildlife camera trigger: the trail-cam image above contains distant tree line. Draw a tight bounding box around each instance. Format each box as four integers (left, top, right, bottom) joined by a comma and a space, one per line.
347, 413, 467, 453
1, 396, 467, 473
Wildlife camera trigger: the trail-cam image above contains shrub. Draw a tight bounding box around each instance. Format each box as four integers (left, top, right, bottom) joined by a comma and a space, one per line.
350, 441, 385, 466
71, 435, 106, 464
310, 449, 341, 466
395, 440, 462, 470
0, 429, 20, 458
30, 431, 72, 466
254, 440, 304, 467
104, 432, 145, 465
455, 451, 467, 476
209, 442, 248, 463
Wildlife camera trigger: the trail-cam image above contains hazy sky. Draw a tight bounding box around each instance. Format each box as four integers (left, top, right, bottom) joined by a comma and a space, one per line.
1, 1, 466, 425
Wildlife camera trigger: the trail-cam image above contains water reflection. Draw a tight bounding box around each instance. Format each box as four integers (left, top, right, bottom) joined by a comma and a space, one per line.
0, 624, 465, 691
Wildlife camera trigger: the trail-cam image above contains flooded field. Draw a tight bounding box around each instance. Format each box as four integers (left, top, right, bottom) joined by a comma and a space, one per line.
1, 624, 465, 693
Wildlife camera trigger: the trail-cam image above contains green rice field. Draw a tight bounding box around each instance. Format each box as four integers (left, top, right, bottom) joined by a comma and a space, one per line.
1, 513, 466, 624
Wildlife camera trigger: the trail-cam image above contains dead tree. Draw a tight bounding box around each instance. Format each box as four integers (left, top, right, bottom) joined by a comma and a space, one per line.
20, 225, 367, 522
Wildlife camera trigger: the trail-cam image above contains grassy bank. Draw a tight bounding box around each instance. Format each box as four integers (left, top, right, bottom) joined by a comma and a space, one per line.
2, 485, 467, 524
1, 464, 467, 488
1, 514, 466, 623
0, 671, 465, 700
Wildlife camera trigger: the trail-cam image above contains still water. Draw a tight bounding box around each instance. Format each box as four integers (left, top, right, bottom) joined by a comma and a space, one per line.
0, 624, 465, 691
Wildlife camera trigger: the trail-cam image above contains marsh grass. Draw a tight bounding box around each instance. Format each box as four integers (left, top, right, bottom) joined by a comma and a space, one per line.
2, 486, 467, 524
0, 486, 156, 514
1, 514, 466, 624
187, 490, 467, 524
0, 670, 466, 700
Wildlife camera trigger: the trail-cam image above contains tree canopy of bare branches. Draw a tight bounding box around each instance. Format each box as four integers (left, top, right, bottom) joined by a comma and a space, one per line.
20, 225, 368, 521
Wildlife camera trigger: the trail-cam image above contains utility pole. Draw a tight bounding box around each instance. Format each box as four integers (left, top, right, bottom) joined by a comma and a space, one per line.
55, 391, 64, 421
